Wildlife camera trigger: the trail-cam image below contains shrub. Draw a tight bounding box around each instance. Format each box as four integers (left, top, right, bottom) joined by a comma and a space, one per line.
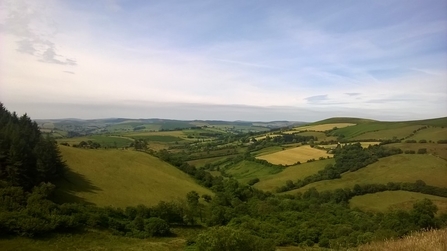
417, 148, 427, 154
144, 217, 170, 236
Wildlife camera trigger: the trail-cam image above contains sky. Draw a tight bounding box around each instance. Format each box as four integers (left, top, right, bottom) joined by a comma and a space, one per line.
0, 0, 446, 121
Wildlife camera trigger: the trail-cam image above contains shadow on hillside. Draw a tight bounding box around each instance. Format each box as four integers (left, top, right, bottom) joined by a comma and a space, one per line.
51, 167, 102, 205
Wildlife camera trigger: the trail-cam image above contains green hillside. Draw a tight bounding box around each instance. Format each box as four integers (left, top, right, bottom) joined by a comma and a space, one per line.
350, 191, 447, 213
287, 154, 447, 194
254, 159, 334, 191
311, 117, 376, 125
55, 146, 211, 207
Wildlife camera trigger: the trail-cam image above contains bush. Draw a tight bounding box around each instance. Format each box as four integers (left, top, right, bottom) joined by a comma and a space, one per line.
195, 226, 275, 251
417, 148, 427, 154
144, 217, 170, 236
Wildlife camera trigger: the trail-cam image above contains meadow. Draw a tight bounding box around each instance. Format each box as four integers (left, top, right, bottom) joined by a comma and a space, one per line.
351, 125, 423, 141
350, 191, 447, 213
57, 135, 134, 148
289, 154, 447, 194
254, 159, 334, 191
386, 143, 447, 160
256, 145, 333, 165
225, 160, 283, 184
408, 127, 447, 141
293, 123, 356, 132
55, 146, 211, 207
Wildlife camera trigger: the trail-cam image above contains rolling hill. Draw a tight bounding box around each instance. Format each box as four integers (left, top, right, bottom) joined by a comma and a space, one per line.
54, 146, 211, 207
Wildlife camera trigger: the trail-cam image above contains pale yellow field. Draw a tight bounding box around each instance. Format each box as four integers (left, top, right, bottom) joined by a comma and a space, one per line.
256, 145, 333, 165
293, 123, 356, 132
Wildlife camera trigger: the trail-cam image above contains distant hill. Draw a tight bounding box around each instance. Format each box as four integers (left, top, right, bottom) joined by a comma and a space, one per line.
311, 117, 377, 125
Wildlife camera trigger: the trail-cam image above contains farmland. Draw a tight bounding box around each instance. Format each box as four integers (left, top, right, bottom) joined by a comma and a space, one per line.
288, 154, 447, 194
55, 146, 211, 207
256, 145, 333, 165
293, 123, 356, 132
254, 159, 334, 191
350, 191, 447, 213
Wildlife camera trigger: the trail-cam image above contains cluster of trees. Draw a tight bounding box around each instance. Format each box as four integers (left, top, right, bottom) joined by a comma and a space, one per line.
277, 143, 402, 192
73, 140, 101, 149
0, 104, 66, 190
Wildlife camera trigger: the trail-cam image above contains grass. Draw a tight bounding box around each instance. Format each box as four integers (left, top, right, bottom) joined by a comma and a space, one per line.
293, 131, 338, 142
386, 143, 447, 160
350, 191, 447, 213
252, 146, 285, 156
56, 146, 211, 207
312, 117, 377, 125
351, 125, 423, 140
256, 145, 333, 165
293, 123, 356, 132
187, 155, 237, 167
254, 159, 334, 191
57, 135, 134, 148
0, 229, 188, 251
408, 127, 447, 141
356, 228, 447, 251
288, 154, 447, 194
225, 160, 283, 184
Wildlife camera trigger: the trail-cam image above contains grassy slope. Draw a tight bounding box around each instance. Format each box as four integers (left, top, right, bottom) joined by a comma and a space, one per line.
387, 143, 447, 160
57, 135, 134, 148
287, 154, 447, 194
0, 230, 187, 251
310, 117, 376, 125
357, 228, 447, 251
255, 159, 334, 191
56, 146, 211, 207
408, 127, 447, 141
351, 125, 423, 140
226, 160, 282, 184
350, 191, 447, 213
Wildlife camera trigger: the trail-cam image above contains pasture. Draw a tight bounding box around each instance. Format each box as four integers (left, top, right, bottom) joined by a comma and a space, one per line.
351, 125, 424, 141
225, 160, 283, 184
349, 191, 447, 213
293, 123, 356, 132
56, 146, 211, 207
56, 135, 134, 148
254, 159, 334, 191
256, 145, 333, 165
386, 143, 447, 160
0, 230, 188, 251
289, 154, 447, 194
408, 126, 447, 141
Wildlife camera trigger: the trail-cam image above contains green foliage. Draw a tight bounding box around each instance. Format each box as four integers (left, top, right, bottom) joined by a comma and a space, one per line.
195, 226, 275, 251
0, 103, 66, 189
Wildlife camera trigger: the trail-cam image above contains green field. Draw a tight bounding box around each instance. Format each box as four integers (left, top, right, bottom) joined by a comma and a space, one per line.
225, 160, 283, 184
57, 135, 134, 148
288, 154, 447, 194
0, 230, 188, 251
386, 142, 447, 160
408, 127, 447, 141
187, 155, 236, 167
350, 191, 447, 213
252, 146, 285, 156
255, 159, 334, 191
351, 125, 423, 141
56, 146, 211, 207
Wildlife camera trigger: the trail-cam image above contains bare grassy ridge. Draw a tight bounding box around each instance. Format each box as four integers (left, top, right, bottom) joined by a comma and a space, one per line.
56, 146, 211, 207
356, 228, 447, 251
257, 145, 332, 165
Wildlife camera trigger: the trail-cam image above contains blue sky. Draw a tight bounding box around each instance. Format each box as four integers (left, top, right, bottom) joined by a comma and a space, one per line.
0, 0, 446, 121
